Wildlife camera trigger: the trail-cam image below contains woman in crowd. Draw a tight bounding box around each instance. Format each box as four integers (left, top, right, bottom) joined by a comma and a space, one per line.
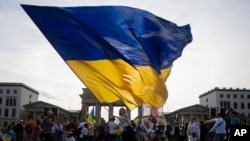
53, 117, 64, 141
187, 116, 200, 141
113, 108, 136, 141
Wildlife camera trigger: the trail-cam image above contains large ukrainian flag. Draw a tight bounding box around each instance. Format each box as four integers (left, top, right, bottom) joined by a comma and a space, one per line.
21, 5, 192, 109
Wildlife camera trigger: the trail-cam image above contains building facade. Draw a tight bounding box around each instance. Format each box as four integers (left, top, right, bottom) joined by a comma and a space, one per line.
199, 87, 250, 118
0, 82, 39, 127
79, 88, 143, 125
23, 101, 80, 123
164, 104, 209, 125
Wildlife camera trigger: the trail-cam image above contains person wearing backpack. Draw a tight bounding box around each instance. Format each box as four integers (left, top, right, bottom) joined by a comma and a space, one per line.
24, 116, 36, 141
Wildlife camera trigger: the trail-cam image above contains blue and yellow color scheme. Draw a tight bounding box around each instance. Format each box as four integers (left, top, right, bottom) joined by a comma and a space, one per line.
21, 5, 192, 109
87, 107, 95, 124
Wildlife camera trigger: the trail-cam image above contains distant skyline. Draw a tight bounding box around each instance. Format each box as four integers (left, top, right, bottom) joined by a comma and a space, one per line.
1, 0, 250, 119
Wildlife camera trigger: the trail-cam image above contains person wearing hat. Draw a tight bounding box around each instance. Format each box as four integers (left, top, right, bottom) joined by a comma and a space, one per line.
187, 116, 200, 141
208, 113, 226, 141
13, 119, 24, 141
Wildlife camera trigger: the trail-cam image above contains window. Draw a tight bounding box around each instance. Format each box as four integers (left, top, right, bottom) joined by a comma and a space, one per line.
6, 98, 9, 106
220, 94, 223, 98
0, 108, 1, 116
241, 103, 245, 109
12, 108, 16, 117
13, 89, 17, 94
4, 122, 8, 127
4, 108, 8, 117
234, 102, 238, 109
0, 97, 2, 104
6, 89, 10, 94
206, 98, 208, 102
241, 94, 244, 99
248, 95, 250, 99
11, 122, 15, 127
10, 99, 12, 106
221, 101, 230, 109
227, 94, 230, 98
248, 103, 250, 109
29, 95, 32, 99
13, 99, 16, 106
6, 97, 16, 106
0, 89, 3, 94
234, 94, 237, 99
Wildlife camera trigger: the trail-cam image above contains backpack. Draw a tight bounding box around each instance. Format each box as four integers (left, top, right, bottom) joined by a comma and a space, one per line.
25, 124, 33, 134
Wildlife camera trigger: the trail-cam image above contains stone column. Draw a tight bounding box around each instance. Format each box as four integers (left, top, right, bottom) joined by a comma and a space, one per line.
81, 103, 89, 120
138, 106, 143, 119
126, 107, 131, 120
95, 103, 101, 125
108, 104, 114, 120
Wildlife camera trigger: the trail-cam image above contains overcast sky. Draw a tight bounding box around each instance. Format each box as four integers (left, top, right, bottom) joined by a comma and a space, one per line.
1, 0, 250, 119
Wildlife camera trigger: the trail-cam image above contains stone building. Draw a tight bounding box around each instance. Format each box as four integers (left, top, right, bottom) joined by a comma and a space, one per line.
164, 104, 209, 125
23, 101, 80, 122
0, 82, 39, 127
199, 87, 250, 118
79, 88, 143, 125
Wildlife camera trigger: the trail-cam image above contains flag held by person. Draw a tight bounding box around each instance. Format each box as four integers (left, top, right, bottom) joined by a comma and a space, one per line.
21, 5, 193, 109
87, 107, 95, 124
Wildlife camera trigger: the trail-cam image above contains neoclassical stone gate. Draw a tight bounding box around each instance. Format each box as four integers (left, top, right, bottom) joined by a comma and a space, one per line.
79, 88, 143, 125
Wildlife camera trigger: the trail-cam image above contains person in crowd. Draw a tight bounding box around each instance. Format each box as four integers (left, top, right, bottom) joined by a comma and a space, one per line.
148, 117, 157, 140
230, 111, 239, 125
33, 119, 42, 141
199, 120, 208, 141
113, 107, 136, 141
208, 113, 226, 141
88, 123, 95, 141
13, 119, 24, 141
179, 125, 186, 141
227, 111, 239, 141
107, 117, 118, 141
165, 123, 173, 141
80, 123, 89, 141
135, 120, 144, 141
187, 116, 200, 141
115, 126, 122, 141
67, 131, 76, 141
65, 117, 77, 138
130, 120, 136, 131
0, 128, 3, 141
3, 125, 14, 141
97, 122, 106, 141
174, 122, 180, 141
79, 119, 87, 129
62, 117, 70, 141
24, 116, 36, 141
43, 111, 54, 141
76, 119, 87, 141
53, 117, 64, 141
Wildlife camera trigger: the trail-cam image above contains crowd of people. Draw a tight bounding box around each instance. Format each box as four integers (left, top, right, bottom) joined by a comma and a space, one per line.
0, 109, 242, 141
